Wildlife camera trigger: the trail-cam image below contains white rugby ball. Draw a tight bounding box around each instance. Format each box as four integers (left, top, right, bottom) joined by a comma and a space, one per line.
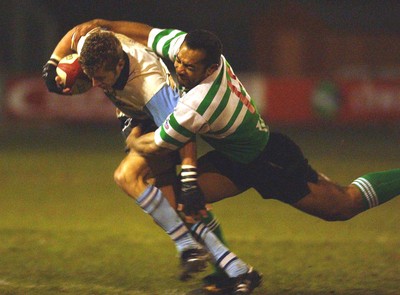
56, 53, 92, 95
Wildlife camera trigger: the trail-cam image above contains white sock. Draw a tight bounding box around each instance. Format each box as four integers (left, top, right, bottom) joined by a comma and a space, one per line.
137, 185, 200, 252
192, 222, 248, 278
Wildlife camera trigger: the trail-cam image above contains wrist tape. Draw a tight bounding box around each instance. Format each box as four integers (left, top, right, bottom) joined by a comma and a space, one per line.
181, 164, 197, 190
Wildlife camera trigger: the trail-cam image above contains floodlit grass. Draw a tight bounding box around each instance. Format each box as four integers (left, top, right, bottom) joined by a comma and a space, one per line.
0, 124, 399, 294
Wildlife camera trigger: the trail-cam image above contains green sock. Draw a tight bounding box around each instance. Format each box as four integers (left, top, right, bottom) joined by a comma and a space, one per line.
201, 210, 228, 276
352, 168, 400, 209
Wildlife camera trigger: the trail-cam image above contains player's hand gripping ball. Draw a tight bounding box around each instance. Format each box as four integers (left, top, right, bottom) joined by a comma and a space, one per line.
56, 53, 92, 95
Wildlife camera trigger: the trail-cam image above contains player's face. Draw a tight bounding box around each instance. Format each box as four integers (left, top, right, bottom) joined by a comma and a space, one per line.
174, 43, 215, 90
86, 59, 124, 91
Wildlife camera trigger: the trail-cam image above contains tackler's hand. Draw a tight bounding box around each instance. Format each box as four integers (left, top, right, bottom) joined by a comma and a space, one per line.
177, 165, 207, 223
177, 188, 207, 224
125, 125, 143, 151
130, 125, 143, 138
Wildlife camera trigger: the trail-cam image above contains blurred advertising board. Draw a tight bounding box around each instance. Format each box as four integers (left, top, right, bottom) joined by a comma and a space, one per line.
262, 77, 400, 125
3, 75, 400, 125
3, 76, 115, 122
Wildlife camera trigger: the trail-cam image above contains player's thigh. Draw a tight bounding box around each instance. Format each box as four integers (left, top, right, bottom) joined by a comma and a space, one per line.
116, 152, 150, 180
291, 175, 364, 221
117, 151, 176, 180
197, 151, 246, 203
198, 172, 243, 203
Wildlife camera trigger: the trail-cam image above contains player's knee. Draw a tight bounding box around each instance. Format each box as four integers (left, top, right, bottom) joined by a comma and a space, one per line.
323, 211, 354, 222
114, 163, 137, 188
114, 161, 148, 198
114, 164, 129, 189
320, 204, 359, 221
322, 193, 361, 221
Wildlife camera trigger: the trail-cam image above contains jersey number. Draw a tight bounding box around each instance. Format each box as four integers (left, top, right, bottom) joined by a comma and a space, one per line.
256, 118, 268, 132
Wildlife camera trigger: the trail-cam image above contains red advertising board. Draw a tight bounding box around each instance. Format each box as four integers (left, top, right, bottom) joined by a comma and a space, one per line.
262, 78, 316, 123
339, 79, 400, 123
263, 77, 400, 124
4, 76, 115, 122
3, 75, 400, 125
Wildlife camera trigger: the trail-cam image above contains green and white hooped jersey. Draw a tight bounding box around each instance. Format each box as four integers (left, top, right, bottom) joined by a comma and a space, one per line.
148, 28, 269, 163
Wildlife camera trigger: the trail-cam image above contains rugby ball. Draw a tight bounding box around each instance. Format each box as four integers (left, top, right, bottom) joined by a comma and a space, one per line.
56, 53, 92, 95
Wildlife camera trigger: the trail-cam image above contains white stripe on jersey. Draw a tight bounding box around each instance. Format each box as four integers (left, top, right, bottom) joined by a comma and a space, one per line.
212, 103, 248, 139
176, 58, 250, 138
154, 126, 179, 150
148, 28, 186, 61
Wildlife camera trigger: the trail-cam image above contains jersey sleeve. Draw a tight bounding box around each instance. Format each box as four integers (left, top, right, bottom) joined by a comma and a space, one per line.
154, 101, 209, 150
147, 28, 187, 62
144, 85, 180, 127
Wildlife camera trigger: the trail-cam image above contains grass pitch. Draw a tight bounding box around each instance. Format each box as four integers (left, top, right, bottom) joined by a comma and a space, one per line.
0, 123, 399, 294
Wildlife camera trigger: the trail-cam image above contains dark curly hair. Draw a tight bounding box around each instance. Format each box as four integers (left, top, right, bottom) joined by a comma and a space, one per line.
79, 31, 123, 77
184, 29, 222, 67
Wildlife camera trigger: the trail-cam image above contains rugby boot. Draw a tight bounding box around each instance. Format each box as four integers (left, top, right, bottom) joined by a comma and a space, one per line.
179, 248, 210, 281
232, 267, 263, 295
202, 272, 235, 294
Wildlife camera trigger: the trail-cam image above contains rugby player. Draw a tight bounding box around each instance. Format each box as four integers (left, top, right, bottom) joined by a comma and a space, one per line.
74, 19, 400, 295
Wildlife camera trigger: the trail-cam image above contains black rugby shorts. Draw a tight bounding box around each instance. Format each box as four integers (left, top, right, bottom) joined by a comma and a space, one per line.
198, 132, 318, 204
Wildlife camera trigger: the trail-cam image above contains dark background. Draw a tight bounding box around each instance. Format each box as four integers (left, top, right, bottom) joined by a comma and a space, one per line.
1, 0, 400, 76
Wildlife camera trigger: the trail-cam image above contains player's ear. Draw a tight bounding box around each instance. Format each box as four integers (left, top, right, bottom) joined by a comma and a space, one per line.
117, 58, 125, 71
206, 63, 219, 76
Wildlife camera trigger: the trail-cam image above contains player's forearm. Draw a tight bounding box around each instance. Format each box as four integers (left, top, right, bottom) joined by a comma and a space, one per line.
126, 131, 170, 156
89, 19, 153, 46
180, 140, 197, 166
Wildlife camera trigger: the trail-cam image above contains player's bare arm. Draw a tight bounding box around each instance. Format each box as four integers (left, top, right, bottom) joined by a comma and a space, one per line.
126, 127, 170, 156
72, 19, 153, 47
